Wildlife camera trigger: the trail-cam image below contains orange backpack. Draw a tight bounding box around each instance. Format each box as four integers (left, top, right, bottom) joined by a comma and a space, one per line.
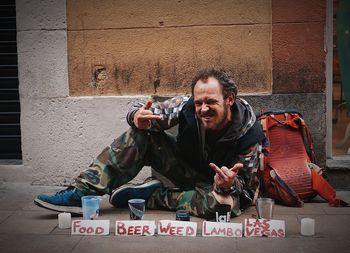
257, 110, 348, 207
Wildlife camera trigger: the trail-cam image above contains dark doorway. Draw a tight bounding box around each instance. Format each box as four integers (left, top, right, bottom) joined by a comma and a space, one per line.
0, 0, 21, 162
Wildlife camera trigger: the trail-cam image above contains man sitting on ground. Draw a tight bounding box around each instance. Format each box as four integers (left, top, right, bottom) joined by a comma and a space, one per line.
34, 67, 265, 219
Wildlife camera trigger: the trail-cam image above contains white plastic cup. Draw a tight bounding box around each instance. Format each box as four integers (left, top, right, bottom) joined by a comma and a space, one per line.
81, 196, 100, 220
301, 218, 315, 236
256, 198, 274, 219
58, 212, 71, 229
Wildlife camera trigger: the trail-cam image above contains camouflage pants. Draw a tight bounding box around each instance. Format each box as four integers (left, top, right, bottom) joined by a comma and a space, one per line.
74, 128, 241, 219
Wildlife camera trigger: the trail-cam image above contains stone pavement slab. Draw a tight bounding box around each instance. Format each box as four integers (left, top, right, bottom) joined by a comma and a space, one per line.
0, 234, 82, 253
0, 211, 13, 223
73, 236, 241, 253
0, 210, 58, 234
0, 182, 350, 253
235, 237, 350, 253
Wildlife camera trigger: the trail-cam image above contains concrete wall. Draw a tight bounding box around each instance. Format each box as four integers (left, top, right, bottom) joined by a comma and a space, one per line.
13, 0, 327, 186
15, 0, 151, 185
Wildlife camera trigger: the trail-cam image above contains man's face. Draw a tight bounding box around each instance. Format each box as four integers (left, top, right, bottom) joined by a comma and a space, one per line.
194, 77, 234, 133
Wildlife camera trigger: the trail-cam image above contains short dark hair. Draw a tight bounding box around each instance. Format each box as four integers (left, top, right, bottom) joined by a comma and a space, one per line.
191, 68, 237, 99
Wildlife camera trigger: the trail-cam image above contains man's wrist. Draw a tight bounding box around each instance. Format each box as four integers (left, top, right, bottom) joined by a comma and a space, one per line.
214, 184, 237, 195
127, 109, 138, 127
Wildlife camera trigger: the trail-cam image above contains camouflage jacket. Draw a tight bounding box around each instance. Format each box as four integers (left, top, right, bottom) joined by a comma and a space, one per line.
127, 96, 266, 204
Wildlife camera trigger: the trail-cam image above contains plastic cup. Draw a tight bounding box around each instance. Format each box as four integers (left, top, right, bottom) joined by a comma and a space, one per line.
256, 198, 274, 219
301, 218, 315, 236
81, 196, 100, 220
176, 210, 190, 221
215, 204, 231, 223
128, 199, 145, 220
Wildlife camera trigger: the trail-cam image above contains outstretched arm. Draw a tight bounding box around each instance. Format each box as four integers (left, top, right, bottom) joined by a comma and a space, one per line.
127, 96, 189, 131
133, 101, 161, 129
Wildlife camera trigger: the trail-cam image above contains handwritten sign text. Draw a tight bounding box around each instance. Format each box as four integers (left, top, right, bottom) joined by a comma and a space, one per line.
115, 220, 156, 236
71, 220, 109, 235
244, 219, 285, 238
157, 220, 197, 237
202, 221, 243, 237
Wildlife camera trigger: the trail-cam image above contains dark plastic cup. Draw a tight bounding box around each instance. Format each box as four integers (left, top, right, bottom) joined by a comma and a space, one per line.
128, 199, 145, 220
176, 210, 190, 221
215, 204, 231, 222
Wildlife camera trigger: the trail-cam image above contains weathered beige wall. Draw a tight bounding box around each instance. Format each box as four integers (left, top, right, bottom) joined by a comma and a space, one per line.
272, 0, 326, 93
67, 0, 272, 96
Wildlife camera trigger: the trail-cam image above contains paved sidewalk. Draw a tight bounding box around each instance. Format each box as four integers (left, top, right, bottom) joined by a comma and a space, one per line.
0, 182, 350, 253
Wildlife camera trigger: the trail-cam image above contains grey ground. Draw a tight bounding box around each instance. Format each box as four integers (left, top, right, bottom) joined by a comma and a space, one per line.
0, 181, 350, 253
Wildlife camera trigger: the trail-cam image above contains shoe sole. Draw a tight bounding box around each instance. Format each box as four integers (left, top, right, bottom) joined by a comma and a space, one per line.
34, 198, 83, 215
109, 180, 161, 207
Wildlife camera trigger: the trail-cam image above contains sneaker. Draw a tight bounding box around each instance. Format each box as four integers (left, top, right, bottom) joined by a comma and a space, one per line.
109, 179, 162, 208
34, 187, 85, 214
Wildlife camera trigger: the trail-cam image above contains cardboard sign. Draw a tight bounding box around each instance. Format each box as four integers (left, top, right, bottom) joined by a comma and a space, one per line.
202, 221, 243, 237
244, 219, 285, 238
71, 220, 110, 235
115, 220, 156, 236
157, 220, 197, 237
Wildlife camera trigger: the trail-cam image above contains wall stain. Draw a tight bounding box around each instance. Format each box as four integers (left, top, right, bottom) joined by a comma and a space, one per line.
153, 78, 160, 94
114, 65, 135, 86
81, 58, 269, 95
226, 60, 268, 91
273, 62, 324, 93
169, 64, 180, 92
88, 65, 107, 94
147, 61, 162, 94
154, 61, 162, 93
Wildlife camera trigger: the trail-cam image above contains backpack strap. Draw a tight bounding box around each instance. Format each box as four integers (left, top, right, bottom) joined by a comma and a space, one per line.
311, 170, 349, 207
298, 115, 316, 163
259, 116, 270, 156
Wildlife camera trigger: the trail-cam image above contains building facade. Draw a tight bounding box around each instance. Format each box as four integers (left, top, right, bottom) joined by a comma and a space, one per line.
11, 0, 330, 186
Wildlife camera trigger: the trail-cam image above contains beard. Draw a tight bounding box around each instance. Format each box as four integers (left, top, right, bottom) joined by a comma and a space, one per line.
199, 105, 229, 134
